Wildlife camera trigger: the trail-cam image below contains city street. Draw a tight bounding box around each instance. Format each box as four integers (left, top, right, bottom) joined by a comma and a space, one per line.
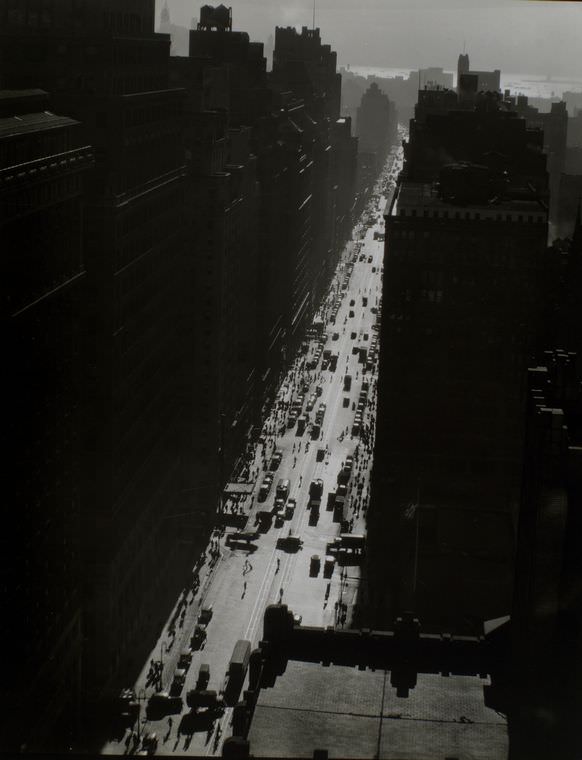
104, 136, 405, 757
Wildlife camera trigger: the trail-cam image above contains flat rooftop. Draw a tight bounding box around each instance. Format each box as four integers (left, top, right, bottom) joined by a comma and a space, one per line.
387, 180, 546, 223
249, 659, 507, 759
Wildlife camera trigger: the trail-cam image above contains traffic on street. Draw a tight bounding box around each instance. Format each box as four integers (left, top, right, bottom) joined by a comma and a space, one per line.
104, 133, 405, 757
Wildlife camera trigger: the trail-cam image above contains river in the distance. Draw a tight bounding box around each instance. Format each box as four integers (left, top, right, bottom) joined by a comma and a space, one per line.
346, 66, 582, 100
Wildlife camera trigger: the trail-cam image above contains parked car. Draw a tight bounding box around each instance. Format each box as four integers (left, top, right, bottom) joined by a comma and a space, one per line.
191, 625, 206, 649
198, 605, 213, 625
270, 449, 283, 470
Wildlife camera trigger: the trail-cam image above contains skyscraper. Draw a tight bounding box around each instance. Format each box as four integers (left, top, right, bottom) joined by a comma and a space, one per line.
1, 0, 192, 702
368, 89, 549, 629
1, 88, 93, 750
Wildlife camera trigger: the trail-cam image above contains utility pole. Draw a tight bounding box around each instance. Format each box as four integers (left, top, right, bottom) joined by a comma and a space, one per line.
312, 0, 316, 31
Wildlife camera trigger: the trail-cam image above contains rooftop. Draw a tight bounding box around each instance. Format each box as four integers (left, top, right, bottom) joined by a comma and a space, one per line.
0, 110, 79, 140
387, 180, 547, 222
249, 659, 507, 758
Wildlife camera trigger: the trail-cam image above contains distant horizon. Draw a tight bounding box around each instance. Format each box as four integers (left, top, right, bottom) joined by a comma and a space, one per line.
343, 65, 582, 97
157, 0, 582, 82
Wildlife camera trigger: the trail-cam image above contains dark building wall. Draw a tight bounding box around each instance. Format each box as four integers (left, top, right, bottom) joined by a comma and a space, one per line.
1, 90, 93, 751
368, 96, 549, 629
1, 6, 194, 702
510, 352, 582, 760
356, 81, 395, 157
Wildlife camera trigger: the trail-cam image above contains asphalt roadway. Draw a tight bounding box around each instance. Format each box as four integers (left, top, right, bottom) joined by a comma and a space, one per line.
103, 135, 405, 757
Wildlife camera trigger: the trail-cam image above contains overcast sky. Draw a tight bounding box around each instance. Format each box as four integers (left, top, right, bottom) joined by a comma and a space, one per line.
158, 0, 582, 79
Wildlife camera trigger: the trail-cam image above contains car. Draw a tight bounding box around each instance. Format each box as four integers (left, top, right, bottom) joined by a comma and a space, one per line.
350, 331, 357, 339
316, 447, 325, 462
367, 256, 373, 263
315, 385, 323, 397
137, 732, 158, 756
191, 625, 207, 649
285, 498, 296, 518
196, 663, 210, 690
343, 396, 350, 408
170, 668, 186, 696
186, 689, 221, 710
350, 299, 355, 306
147, 692, 182, 718
118, 689, 139, 721
332, 332, 339, 341
324, 555, 336, 578
349, 310, 354, 318
178, 649, 192, 669
372, 266, 376, 273
310, 555, 321, 576
270, 449, 283, 470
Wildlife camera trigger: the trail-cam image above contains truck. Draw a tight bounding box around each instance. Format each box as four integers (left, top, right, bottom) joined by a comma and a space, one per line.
224, 639, 251, 704
333, 492, 345, 522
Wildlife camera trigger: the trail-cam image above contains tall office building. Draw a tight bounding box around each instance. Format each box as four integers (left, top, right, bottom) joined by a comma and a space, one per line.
511, 352, 582, 759
456, 51, 501, 94
1, 88, 93, 750
356, 81, 397, 163
1, 0, 191, 701
272, 25, 341, 121
368, 89, 549, 629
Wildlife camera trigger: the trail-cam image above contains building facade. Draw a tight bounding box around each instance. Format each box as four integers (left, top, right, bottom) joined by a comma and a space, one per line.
1, 0, 193, 703
1, 88, 93, 751
368, 91, 549, 629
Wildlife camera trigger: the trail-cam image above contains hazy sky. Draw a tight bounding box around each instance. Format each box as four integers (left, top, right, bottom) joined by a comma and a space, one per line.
158, 0, 582, 78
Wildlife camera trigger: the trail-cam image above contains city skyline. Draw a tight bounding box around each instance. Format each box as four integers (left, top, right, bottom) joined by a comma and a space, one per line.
2, 1, 582, 757
156, 0, 582, 77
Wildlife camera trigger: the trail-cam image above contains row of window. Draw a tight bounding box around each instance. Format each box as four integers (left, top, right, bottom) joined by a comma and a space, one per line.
398, 208, 544, 223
